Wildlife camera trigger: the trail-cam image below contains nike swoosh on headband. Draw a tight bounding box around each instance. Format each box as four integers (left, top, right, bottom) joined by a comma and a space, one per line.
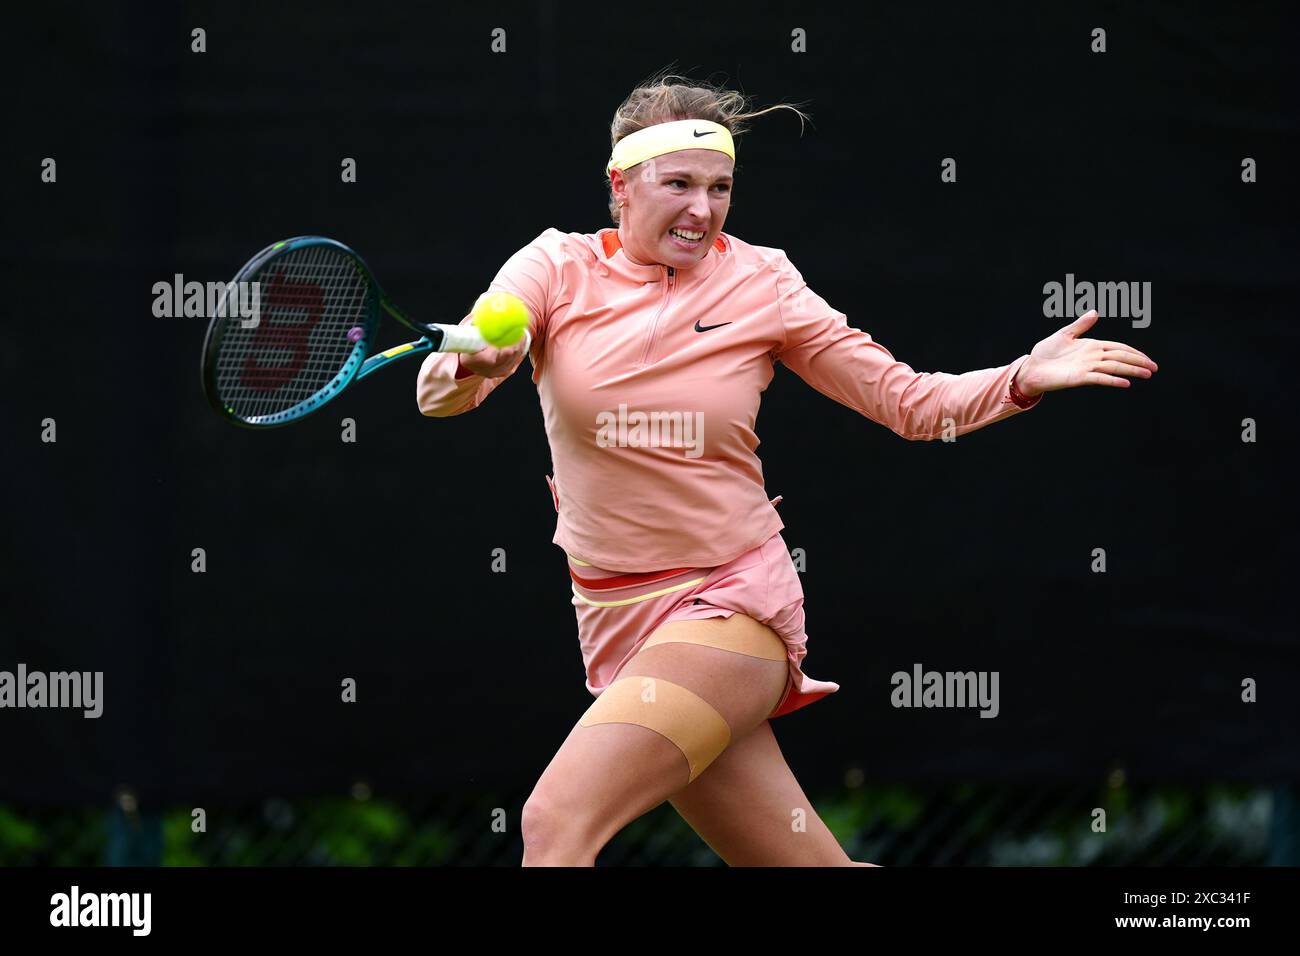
695, 319, 732, 332
692, 130, 715, 138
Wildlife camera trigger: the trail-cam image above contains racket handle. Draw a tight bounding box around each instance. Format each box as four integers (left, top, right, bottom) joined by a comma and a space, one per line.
430, 323, 489, 353
429, 324, 532, 355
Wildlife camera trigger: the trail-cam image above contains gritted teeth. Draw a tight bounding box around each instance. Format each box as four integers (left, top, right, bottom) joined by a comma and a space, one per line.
670, 228, 705, 241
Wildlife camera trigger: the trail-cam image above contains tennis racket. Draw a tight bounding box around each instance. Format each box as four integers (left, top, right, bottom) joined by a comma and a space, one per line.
201, 236, 521, 428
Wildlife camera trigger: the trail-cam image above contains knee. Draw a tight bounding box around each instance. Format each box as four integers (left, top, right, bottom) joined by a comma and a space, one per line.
520, 791, 598, 866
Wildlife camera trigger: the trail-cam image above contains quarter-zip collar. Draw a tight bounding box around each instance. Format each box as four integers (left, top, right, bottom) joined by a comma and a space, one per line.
598, 227, 728, 284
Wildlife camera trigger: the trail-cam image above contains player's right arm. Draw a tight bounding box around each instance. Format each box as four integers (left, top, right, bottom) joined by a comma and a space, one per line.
416, 313, 531, 417
416, 229, 564, 417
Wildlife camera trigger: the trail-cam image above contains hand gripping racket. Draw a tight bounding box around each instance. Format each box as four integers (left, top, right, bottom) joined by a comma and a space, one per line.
200, 236, 524, 428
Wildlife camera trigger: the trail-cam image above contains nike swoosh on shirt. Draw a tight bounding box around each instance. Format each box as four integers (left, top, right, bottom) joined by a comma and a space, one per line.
694, 320, 733, 332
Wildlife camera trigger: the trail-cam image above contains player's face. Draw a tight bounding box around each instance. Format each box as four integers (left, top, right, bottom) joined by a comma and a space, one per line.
616, 149, 733, 268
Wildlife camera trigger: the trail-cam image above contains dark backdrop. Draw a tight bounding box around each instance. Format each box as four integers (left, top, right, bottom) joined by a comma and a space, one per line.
2, 1, 1296, 805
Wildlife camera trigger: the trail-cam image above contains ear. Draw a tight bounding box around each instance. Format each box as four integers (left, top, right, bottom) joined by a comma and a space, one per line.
610, 168, 630, 205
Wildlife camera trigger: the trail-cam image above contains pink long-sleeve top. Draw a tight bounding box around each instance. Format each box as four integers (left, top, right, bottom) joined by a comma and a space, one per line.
417, 228, 1041, 572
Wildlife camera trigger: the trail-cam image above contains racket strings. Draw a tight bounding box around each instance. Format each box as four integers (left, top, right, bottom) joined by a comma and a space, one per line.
212, 245, 371, 421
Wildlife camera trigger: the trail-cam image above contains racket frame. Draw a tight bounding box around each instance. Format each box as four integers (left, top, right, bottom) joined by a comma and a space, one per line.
201, 236, 476, 429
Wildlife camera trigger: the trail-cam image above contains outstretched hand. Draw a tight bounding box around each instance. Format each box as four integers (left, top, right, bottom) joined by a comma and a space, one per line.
1016, 310, 1158, 397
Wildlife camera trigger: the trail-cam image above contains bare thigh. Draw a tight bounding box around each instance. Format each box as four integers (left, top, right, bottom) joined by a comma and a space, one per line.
522, 614, 790, 865
669, 719, 863, 866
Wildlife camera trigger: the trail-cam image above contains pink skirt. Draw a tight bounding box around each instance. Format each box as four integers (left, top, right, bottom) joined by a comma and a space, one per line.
566, 530, 840, 719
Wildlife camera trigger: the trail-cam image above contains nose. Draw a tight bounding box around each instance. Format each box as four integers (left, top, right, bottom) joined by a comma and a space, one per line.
687, 187, 711, 221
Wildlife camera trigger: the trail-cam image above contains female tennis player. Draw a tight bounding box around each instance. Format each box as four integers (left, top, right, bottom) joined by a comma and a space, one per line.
416, 72, 1158, 866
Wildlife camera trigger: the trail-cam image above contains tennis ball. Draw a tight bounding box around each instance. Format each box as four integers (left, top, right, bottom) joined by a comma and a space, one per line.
471, 292, 529, 348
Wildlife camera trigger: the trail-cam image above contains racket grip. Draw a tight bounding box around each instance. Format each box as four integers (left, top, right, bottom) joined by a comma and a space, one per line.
433, 323, 490, 353
433, 324, 532, 355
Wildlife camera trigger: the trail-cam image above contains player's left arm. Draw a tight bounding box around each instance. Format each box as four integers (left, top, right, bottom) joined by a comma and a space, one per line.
771, 255, 1156, 441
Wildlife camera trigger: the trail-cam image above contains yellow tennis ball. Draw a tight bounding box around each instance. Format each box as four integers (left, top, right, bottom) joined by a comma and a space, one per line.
472, 292, 529, 348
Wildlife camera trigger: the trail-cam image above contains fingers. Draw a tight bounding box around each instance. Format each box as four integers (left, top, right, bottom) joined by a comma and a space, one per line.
1085, 372, 1132, 388
1074, 350, 1156, 389
483, 349, 515, 377
1070, 319, 1160, 372
1093, 359, 1152, 380
461, 346, 505, 378
1095, 342, 1158, 371
471, 338, 530, 378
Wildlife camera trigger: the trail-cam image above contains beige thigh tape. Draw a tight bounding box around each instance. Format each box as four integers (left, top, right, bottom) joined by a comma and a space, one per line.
579, 677, 731, 783
641, 616, 787, 662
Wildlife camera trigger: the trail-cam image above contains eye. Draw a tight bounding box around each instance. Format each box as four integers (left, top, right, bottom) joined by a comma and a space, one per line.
667, 179, 731, 193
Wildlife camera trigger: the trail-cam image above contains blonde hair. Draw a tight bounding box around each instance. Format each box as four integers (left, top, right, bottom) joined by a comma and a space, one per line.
606, 68, 812, 225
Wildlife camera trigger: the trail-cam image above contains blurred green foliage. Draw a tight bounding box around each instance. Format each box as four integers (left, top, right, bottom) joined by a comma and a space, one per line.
0, 783, 1280, 866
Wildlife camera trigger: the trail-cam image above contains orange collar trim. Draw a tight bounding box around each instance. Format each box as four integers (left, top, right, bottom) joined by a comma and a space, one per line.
601, 229, 727, 260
